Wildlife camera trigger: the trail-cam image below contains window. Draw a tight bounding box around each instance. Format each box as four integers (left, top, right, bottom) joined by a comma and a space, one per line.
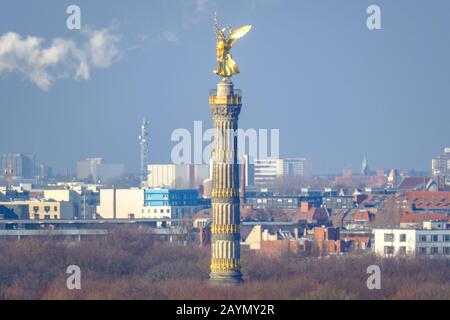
44, 215, 50, 220
384, 246, 394, 255
54, 206, 58, 211
419, 235, 427, 242
431, 247, 439, 255
384, 233, 394, 242
34, 214, 39, 220
53, 215, 57, 219
444, 235, 450, 242
44, 206, 50, 213
399, 234, 407, 242
398, 246, 406, 255
418, 247, 427, 255
432, 235, 439, 242
444, 247, 450, 255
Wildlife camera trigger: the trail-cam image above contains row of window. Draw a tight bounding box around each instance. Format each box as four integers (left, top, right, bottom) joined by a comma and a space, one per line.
145, 193, 197, 200
417, 234, 450, 242
33, 214, 58, 220
384, 233, 450, 243
384, 246, 450, 255
417, 247, 450, 255
142, 208, 171, 214
32, 206, 58, 213
141, 208, 194, 215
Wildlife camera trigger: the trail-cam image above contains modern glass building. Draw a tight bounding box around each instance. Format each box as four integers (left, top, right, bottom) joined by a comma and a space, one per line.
144, 189, 200, 207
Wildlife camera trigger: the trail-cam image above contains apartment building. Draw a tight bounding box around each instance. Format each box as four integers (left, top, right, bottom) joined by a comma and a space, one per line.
373, 221, 450, 257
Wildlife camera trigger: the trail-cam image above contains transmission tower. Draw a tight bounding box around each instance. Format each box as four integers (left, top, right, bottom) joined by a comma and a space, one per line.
139, 118, 149, 186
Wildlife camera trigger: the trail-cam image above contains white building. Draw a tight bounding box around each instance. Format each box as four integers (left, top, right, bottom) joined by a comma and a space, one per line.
432, 147, 450, 177
373, 221, 450, 257
96, 188, 144, 219
44, 187, 99, 220
140, 189, 204, 227
140, 205, 202, 227
254, 159, 283, 185
147, 164, 209, 189
254, 158, 312, 185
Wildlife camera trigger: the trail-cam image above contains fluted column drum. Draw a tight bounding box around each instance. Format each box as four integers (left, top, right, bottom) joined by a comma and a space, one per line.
209, 80, 243, 284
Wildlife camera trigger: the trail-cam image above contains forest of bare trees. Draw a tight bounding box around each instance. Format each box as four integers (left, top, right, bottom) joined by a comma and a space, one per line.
0, 227, 449, 300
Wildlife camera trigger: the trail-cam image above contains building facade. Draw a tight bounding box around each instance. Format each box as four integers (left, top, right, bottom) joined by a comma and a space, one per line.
76, 158, 124, 183
432, 147, 450, 177
0, 153, 36, 179
373, 221, 450, 257
141, 189, 205, 226
254, 158, 283, 185
0, 200, 76, 220
282, 158, 312, 177
147, 164, 209, 189
254, 158, 312, 185
96, 188, 144, 219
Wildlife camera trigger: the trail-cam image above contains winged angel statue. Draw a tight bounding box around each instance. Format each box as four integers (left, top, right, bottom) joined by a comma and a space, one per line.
214, 13, 252, 80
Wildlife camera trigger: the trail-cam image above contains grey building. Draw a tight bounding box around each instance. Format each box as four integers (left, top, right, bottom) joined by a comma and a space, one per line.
1, 153, 36, 179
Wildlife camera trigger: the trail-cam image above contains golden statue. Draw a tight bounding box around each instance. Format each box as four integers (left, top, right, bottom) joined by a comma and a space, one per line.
214, 13, 252, 80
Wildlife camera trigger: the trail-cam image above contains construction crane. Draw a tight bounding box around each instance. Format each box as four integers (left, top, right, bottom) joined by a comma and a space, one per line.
139, 118, 149, 186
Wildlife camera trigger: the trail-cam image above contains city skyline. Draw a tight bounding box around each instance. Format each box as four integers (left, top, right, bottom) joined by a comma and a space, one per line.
1, 1, 450, 303
1, 0, 450, 175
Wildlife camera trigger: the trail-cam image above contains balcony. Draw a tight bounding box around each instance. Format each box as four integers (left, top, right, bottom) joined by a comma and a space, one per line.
209, 89, 242, 105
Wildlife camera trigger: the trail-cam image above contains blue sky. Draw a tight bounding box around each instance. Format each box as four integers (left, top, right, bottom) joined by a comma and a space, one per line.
0, 0, 449, 175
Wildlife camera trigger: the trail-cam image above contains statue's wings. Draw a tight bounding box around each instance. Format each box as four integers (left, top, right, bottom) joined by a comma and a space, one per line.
227, 25, 252, 47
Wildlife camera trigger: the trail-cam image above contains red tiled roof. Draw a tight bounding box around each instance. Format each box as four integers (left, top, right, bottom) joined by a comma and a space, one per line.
354, 210, 372, 222
398, 177, 432, 191
404, 192, 450, 210
294, 208, 329, 223
400, 213, 448, 223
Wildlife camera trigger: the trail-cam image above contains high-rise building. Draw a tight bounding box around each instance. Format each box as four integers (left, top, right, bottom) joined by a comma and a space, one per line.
254, 158, 312, 185
254, 158, 283, 185
432, 147, 450, 177
76, 158, 124, 183
282, 158, 312, 177
0, 153, 36, 179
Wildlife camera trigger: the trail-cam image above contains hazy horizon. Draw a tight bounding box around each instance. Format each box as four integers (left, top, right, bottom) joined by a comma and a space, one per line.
1, 0, 449, 175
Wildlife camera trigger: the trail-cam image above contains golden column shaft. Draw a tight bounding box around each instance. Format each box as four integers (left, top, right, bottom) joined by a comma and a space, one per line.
209, 80, 243, 284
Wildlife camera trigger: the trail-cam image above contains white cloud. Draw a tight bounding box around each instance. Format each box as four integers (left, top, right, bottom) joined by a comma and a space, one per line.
163, 31, 179, 44
0, 27, 120, 91
196, 0, 208, 12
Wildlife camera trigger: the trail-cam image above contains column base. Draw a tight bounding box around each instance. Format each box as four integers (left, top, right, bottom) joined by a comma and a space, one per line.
209, 271, 243, 285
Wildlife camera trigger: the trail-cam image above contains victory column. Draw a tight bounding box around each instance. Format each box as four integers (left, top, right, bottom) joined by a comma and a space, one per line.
209, 13, 252, 284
